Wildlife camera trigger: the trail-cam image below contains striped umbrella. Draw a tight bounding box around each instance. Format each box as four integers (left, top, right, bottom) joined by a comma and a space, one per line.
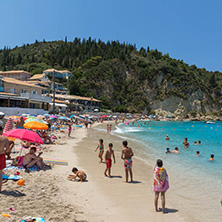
3, 118, 15, 142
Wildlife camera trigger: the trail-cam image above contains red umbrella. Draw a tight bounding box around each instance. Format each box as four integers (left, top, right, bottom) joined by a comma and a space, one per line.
101, 115, 107, 119
3, 129, 44, 144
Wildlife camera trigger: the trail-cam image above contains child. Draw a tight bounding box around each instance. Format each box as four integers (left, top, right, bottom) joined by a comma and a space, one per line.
68, 167, 87, 182
209, 154, 215, 161
165, 148, 171, 153
104, 143, 116, 177
196, 151, 200, 156
95, 139, 104, 163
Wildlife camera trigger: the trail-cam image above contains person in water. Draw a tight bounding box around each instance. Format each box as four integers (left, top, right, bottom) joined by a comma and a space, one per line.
198, 141, 201, 145
95, 139, 104, 163
209, 154, 215, 161
68, 167, 87, 182
153, 159, 169, 214
165, 135, 170, 141
194, 141, 197, 145
165, 148, 171, 153
104, 143, 116, 177
196, 151, 200, 156
172, 147, 179, 154
121, 140, 134, 183
183, 138, 189, 148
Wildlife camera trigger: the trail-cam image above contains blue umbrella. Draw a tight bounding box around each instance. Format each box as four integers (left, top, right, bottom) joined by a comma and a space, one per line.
29, 114, 37, 117
58, 116, 68, 120
70, 115, 75, 118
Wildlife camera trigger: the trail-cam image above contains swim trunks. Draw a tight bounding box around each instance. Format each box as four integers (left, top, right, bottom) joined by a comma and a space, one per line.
0, 153, 6, 170
106, 158, 112, 168
124, 159, 132, 169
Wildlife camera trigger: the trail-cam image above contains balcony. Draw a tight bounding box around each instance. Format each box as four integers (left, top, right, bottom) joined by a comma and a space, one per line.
0, 86, 3, 92
20, 93, 52, 103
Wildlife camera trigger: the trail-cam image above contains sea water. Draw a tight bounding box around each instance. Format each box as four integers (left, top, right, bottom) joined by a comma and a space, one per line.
113, 121, 222, 221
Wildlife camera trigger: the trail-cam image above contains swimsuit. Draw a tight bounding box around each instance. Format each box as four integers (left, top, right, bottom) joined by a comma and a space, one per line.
0, 153, 6, 170
106, 158, 112, 168
124, 159, 132, 169
68, 127, 72, 132
99, 145, 103, 152
22, 144, 29, 149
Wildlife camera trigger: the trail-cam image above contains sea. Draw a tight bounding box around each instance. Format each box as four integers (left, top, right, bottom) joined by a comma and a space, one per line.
112, 120, 222, 222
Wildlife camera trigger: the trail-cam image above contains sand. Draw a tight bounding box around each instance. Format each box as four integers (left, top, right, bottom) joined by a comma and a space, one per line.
0, 123, 185, 222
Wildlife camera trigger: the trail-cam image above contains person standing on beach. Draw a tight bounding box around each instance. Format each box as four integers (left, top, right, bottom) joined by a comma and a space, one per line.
153, 159, 169, 214
104, 143, 116, 177
95, 139, 104, 163
121, 140, 134, 183
67, 120, 72, 137
0, 126, 10, 192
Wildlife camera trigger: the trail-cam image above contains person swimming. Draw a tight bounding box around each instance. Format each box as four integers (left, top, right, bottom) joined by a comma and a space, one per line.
196, 151, 200, 156
198, 141, 201, 145
172, 147, 179, 154
165, 135, 170, 141
194, 141, 197, 145
209, 154, 215, 161
165, 148, 171, 153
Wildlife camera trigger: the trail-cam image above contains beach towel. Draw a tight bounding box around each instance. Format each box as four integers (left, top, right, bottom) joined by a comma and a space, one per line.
153, 167, 169, 192
3, 165, 39, 172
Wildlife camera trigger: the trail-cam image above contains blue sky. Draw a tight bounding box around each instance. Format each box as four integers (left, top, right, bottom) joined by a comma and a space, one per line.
0, 0, 221, 71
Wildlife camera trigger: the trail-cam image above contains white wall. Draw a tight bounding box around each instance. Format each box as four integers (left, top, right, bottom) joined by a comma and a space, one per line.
0, 107, 48, 116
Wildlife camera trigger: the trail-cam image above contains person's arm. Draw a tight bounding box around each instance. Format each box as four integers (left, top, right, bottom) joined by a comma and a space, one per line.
121, 150, 124, 160
4, 139, 10, 153
113, 151, 116, 163
38, 152, 43, 157
130, 149, 134, 157
95, 145, 99, 152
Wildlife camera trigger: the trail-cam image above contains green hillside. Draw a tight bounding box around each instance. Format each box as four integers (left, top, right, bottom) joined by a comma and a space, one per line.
0, 38, 221, 114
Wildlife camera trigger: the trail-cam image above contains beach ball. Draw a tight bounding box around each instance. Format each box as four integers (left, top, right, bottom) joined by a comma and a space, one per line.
173, 128, 175, 130
162, 128, 164, 130
217, 125, 219, 127
216, 129, 218, 131
205, 125, 207, 127
17, 179, 25, 186
149, 127, 151, 130
192, 125, 194, 127
201, 129, 203, 131
187, 129, 189, 131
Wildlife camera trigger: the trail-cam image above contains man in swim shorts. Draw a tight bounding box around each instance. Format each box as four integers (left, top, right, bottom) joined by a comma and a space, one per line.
104, 143, 116, 177
121, 140, 134, 183
0, 126, 10, 192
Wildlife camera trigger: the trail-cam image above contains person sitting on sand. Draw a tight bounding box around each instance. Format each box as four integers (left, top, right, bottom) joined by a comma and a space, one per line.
196, 151, 200, 156
95, 139, 104, 163
165, 148, 171, 153
23, 147, 48, 170
5, 139, 14, 160
172, 147, 179, 154
68, 167, 87, 182
121, 140, 134, 183
165, 135, 170, 140
209, 154, 215, 161
153, 159, 169, 214
104, 143, 116, 177
183, 138, 189, 148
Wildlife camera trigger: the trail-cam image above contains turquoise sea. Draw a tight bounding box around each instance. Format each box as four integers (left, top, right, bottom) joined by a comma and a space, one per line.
113, 121, 222, 221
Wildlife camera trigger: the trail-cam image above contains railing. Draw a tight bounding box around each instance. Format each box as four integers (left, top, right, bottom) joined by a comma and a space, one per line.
20, 93, 52, 103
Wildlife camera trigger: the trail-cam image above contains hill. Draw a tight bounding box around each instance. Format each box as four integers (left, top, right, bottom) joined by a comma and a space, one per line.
0, 38, 222, 117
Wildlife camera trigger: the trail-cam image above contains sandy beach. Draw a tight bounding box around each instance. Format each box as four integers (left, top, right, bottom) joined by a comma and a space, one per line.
0, 123, 185, 222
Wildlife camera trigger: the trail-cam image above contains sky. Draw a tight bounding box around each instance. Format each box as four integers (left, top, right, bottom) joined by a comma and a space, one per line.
0, 0, 221, 71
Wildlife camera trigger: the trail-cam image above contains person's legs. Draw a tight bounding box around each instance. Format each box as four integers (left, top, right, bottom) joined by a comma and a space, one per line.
0, 170, 2, 192
129, 168, 133, 182
26, 159, 38, 168
104, 168, 108, 177
108, 168, 111, 177
161, 192, 166, 214
154, 192, 160, 212
125, 169, 129, 182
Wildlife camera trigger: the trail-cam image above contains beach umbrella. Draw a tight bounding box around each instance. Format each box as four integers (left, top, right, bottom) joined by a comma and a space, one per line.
9, 116, 20, 120
24, 121, 48, 130
22, 113, 29, 117
101, 115, 107, 119
3, 118, 13, 133
58, 116, 68, 120
37, 115, 45, 119
49, 115, 58, 118
44, 113, 49, 116
70, 115, 75, 118
3, 129, 44, 144
94, 109, 99, 112
29, 114, 37, 117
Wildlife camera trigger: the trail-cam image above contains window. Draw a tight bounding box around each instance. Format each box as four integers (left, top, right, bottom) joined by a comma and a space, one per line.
11, 88, 15, 94
22, 89, 27, 93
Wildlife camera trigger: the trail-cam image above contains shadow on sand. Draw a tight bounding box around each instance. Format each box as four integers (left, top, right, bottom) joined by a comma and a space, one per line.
110, 175, 122, 178
0, 190, 26, 197
159, 208, 178, 214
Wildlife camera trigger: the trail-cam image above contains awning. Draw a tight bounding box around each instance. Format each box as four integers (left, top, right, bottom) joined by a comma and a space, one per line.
49, 103, 67, 108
